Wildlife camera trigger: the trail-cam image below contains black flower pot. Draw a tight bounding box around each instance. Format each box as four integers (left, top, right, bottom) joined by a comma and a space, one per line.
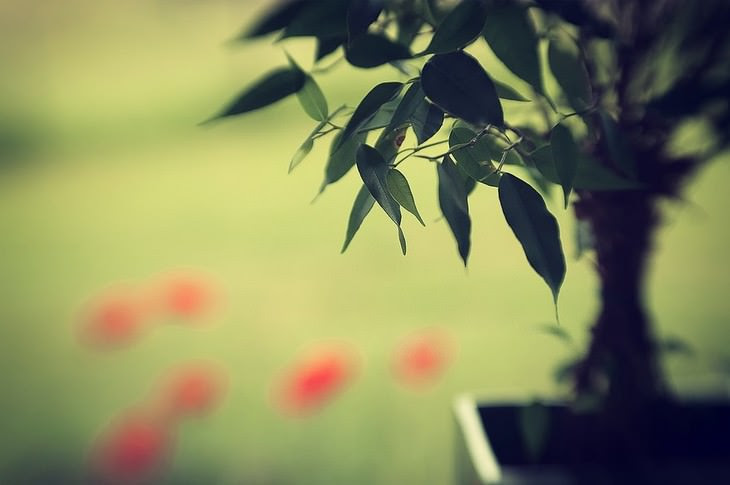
454, 394, 730, 484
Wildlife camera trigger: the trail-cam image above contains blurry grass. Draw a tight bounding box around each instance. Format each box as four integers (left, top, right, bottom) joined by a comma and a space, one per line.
1, 1, 729, 483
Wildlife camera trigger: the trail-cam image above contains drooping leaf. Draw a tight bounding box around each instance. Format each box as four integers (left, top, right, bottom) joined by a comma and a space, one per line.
212, 67, 305, 119
483, 3, 543, 94
397, 226, 407, 255
530, 145, 640, 190
498, 173, 565, 303
598, 110, 637, 179
297, 75, 329, 121
422, 0, 488, 55
548, 33, 592, 111
387, 169, 425, 225
339, 82, 403, 149
421, 51, 504, 126
494, 79, 530, 101
411, 99, 444, 144
386, 81, 443, 144
345, 34, 412, 68
242, 0, 308, 38
342, 185, 375, 253
347, 0, 384, 40
289, 137, 314, 173
386, 82, 424, 133
375, 127, 407, 164
396, 13, 423, 48
356, 144, 402, 226
550, 123, 579, 208
357, 98, 399, 134
281, 0, 348, 39
322, 130, 367, 188
438, 155, 471, 265
315, 36, 345, 61
449, 127, 497, 184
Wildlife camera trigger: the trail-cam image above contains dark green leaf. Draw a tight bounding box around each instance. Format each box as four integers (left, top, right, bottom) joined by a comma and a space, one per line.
345, 34, 412, 68
356, 144, 402, 226
548, 33, 592, 110
342, 185, 375, 252
242, 0, 307, 38
422, 0, 488, 55
375, 127, 407, 164
449, 127, 497, 184
519, 402, 551, 461
499, 173, 565, 303
483, 3, 543, 94
297, 75, 329, 121
396, 14, 423, 48
289, 137, 314, 173
387, 169, 425, 225
347, 0, 384, 39
212, 67, 306, 119
530, 146, 640, 190
339, 82, 403, 149
358, 97, 400, 133
411, 99, 444, 144
598, 110, 637, 179
386, 82, 424, 133
550, 123, 579, 208
421, 51, 504, 126
494, 79, 530, 101
398, 226, 407, 255
438, 156, 471, 265
281, 0, 348, 39
322, 130, 367, 188
315, 36, 345, 61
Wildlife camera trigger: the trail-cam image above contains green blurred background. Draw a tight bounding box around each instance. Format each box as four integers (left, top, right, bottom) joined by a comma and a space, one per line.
1, 1, 728, 483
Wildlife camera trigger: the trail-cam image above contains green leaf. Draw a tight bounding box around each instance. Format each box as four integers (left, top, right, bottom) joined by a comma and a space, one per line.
281, 0, 348, 39
387, 169, 425, 225
438, 155, 471, 265
356, 144, 402, 227
386, 82, 424, 133
315, 36, 345, 61
548, 33, 592, 110
289, 137, 314, 173
347, 0, 383, 39
322, 130, 367, 187
386, 81, 444, 144
494, 79, 530, 102
411, 99, 444, 144
398, 226, 407, 255
375, 127, 407, 164
422, 0, 488, 55
241, 0, 307, 38
550, 123, 579, 208
530, 146, 640, 191
598, 110, 637, 179
449, 127, 497, 184
339, 82, 403, 149
212, 67, 305, 119
498, 173, 565, 303
345, 34, 412, 68
342, 185, 375, 253
296, 75, 329, 121
482, 3, 543, 94
421, 51, 504, 126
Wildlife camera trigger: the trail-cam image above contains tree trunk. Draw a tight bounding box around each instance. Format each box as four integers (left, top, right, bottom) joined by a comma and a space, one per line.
573, 189, 666, 406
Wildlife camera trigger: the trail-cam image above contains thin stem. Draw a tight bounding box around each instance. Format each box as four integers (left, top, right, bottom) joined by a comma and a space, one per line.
311, 55, 345, 75
393, 138, 449, 167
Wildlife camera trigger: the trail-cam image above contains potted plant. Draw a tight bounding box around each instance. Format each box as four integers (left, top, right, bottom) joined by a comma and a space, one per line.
212, 0, 730, 482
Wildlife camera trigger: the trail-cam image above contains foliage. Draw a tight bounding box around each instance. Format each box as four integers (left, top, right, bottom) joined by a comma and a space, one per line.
215, 0, 729, 316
